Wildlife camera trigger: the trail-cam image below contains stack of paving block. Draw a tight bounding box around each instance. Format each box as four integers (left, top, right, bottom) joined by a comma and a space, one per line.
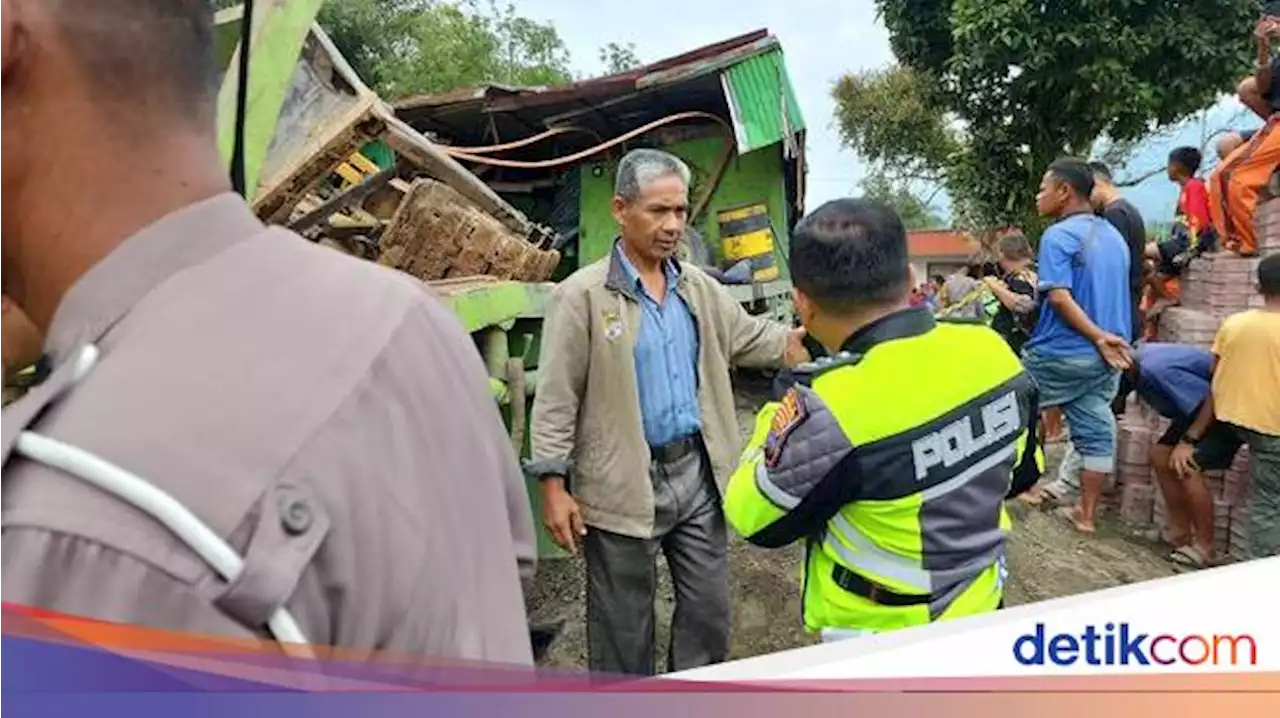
1131, 196, 1280, 560
1115, 419, 1156, 524
1177, 255, 1264, 318
1249, 194, 1280, 257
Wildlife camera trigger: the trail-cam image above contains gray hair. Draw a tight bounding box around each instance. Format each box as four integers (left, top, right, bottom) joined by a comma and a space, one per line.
614, 148, 691, 202
996, 233, 1034, 261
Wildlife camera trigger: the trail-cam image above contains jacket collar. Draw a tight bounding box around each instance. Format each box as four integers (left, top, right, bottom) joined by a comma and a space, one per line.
838, 306, 935, 357
604, 238, 685, 302
44, 193, 263, 366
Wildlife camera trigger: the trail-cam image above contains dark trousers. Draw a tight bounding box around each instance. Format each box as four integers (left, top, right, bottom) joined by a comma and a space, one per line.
583, 441, 731, 676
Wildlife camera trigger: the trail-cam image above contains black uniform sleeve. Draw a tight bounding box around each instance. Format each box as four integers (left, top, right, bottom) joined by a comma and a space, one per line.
1007, 384, 1043, 499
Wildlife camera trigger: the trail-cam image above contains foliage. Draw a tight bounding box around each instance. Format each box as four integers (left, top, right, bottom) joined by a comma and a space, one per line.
860, 172, 945, 230
598, 42, 643, 75
212, 0, 591, 98
833, 66, 959, 184
835, 0, 1258, 238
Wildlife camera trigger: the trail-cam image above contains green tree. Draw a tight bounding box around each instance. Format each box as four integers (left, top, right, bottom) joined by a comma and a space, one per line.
836, 0, 1257, 238
213, 0, 574, 98
860, 172, 945, 230
598, 41, 642, 74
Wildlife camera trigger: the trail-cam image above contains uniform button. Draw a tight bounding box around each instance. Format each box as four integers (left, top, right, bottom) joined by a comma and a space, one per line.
280, 496, 313, 535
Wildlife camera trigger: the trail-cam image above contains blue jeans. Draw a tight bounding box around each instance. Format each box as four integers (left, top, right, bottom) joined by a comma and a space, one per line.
1023, 350, 1121, 473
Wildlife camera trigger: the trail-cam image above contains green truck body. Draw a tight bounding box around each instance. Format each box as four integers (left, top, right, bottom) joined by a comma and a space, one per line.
215, 5, 805, 558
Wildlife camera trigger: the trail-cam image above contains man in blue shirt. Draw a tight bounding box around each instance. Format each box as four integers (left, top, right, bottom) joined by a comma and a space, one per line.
1023, 157, 1133, 535
1129, 343, 1243, 568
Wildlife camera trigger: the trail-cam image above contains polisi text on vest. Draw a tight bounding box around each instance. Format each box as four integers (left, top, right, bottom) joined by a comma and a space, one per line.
910, 391, 1021, 481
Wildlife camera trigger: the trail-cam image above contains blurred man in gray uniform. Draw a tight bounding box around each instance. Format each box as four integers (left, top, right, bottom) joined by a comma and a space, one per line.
1, 0, 534, 664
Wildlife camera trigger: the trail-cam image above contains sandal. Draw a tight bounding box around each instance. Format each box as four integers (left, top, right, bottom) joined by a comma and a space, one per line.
1140, 528, 1190, 548
1017, 486, 1045, 506
1038, 481, 1073, 507
1055, 505, 1095, 534
1169, 545, 1213, 569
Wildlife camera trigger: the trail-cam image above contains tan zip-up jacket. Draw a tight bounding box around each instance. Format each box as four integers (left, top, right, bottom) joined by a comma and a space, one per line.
529, 248, 790, 538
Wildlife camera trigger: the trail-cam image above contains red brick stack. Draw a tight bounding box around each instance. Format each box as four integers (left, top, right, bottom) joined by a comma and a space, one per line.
1249, 194, 1280, 257
1115, 419, 1156, 524
1120, 196, 1280, 561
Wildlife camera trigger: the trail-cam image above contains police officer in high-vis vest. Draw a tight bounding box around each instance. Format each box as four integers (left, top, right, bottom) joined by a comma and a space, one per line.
725, 198, 1044, 642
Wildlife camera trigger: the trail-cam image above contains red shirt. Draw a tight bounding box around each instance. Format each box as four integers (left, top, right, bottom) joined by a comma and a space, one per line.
1178, 177, 1211, 236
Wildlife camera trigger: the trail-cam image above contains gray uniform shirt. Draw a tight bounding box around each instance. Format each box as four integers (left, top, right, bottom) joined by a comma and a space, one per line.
1, 194, 535, 665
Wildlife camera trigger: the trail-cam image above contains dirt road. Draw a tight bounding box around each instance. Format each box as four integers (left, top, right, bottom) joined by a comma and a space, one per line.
528, 377, 1181, 671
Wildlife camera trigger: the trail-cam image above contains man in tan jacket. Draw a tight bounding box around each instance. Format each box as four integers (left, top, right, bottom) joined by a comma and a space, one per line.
529, 148, 808, 675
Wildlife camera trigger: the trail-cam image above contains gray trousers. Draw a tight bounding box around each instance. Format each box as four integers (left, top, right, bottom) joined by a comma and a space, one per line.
583, 441, 731, 675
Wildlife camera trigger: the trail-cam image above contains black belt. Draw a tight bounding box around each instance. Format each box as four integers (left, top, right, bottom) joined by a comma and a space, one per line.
831, 564, 934, 607
650, 433, 701, 463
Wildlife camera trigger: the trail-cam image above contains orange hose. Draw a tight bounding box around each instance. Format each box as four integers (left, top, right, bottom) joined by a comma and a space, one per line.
441, 111, 732, 169
445, 126, 588, 154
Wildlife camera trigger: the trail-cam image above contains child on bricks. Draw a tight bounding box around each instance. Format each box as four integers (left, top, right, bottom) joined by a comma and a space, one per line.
1172, 254, 1280, 560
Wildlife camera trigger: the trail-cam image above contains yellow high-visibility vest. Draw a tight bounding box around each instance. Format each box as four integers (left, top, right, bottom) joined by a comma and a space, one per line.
725, 308, 1044, 635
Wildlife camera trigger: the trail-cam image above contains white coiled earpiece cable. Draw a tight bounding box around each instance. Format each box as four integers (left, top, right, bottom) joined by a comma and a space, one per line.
10, 345, 314, 658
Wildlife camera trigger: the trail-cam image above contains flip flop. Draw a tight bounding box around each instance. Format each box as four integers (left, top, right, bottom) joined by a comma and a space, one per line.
1169, 545, 1213, 569
1140, 528, 1190, 548
1017, 486, 1045, 506
1055, 505, 1095, 534
1039, 482, 1073, 507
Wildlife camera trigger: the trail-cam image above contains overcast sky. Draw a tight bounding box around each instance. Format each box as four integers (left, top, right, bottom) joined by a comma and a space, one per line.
514, 0, 1258, 227
515, 0, 890, 206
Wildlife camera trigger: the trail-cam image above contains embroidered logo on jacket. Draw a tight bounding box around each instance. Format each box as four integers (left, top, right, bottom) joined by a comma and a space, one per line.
764, 389, 808, 467
602, 310, 625, 341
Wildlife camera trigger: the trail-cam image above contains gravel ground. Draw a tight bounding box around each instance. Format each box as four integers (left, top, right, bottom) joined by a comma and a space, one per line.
528, 374, 1180, 671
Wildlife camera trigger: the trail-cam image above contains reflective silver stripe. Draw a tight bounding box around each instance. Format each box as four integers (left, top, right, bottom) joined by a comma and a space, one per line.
824, 444, 1016, 596
919, 442, 1018, 501
754, 461, 800, 509
825, 514, 932, 592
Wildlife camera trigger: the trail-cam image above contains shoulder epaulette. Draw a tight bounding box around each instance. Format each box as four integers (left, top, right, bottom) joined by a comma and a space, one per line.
771, 351, 863, 398
794, 351, 864, 378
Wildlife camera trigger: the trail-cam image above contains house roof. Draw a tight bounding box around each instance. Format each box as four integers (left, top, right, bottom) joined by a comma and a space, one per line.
907, 229, 980, 259
395, 29, 771, 118
392, 29, 804, 159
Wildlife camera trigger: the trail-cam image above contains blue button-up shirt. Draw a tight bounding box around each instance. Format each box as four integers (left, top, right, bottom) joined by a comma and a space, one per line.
615, 245, 702, 447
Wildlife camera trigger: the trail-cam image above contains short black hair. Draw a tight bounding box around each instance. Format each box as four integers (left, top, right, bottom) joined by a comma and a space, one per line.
50, 0, 218, 121
1047, 157, 1095, 199
1260, 253, 1280, 296
789, 198, 910, 313
1088, 161, 1113, 182
929, 274, 946, 285
1168, 147, 1203, 175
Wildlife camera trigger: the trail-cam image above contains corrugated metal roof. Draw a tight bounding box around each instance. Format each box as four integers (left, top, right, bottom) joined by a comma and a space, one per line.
394, 29, 770, 114
722, 48, 806, 155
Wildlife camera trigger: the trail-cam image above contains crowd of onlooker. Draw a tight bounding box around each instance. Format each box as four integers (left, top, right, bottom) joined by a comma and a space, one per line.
919, 164, 1278, 568
906, 14, 1280, 567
